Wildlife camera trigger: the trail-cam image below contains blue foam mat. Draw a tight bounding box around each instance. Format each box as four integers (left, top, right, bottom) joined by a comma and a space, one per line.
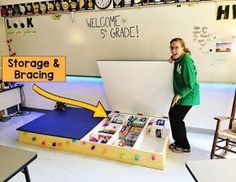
17, 107, 105, 140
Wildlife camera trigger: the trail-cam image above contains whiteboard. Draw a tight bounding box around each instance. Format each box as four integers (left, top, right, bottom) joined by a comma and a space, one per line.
4, 1, 236, 83
97, 60, 173, 116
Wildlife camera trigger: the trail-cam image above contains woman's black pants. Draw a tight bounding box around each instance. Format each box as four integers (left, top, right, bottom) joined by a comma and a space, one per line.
168, 105, 192, 149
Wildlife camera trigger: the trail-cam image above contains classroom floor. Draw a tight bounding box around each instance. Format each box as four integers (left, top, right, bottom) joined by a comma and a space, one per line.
0, 112, 214, 182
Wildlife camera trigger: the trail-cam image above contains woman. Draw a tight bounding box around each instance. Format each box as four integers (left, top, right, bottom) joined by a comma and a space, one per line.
168, 38, 200, 153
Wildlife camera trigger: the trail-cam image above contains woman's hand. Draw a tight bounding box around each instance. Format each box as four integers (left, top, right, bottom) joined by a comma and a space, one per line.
171, 95, 181, 107
167, 56, 174, 63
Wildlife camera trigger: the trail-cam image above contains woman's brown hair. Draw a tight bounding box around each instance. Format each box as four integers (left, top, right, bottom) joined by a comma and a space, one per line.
170, 38, 191, 55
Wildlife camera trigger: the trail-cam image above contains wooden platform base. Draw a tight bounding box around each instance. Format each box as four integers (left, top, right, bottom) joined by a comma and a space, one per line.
17, 108, 169, 170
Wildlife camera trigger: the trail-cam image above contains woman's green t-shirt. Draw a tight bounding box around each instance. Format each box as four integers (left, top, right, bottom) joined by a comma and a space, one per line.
173, 53, 200, 106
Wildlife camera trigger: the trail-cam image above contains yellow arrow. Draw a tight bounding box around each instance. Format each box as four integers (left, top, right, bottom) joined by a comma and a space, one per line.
33, 84, 108, 118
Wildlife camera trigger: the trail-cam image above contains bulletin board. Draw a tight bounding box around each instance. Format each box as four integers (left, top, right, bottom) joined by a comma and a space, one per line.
4, 0, 236, 83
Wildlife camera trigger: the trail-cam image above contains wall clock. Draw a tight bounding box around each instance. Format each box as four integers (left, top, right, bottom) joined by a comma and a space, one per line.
95, 0, 112, 9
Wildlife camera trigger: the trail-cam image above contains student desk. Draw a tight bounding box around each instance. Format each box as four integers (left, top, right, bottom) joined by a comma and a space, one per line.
0, 145, 37, 182
185, 159, 236, 182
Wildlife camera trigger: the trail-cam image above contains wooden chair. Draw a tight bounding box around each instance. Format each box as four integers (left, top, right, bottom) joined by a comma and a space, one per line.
210, 89, 236, 159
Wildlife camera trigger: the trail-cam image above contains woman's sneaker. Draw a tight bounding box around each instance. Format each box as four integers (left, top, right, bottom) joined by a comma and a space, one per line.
169, 143, 176, 150
169, 143, 191, 153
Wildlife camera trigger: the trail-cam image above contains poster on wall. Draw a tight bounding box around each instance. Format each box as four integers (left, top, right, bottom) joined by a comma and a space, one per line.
13, 4, 21, 16
6, 17, 36, 36
26, 3, 34, 15
124, 0, 132, 7
87, 0, 95, 10
113, 0, 124, 8
216, 42, 231, 53
47, 1, 55, 13
61, 0, 70, 12
213, 38, 233, 64
1, 6, 7, 17
32, 2, 40, 14
132, 0, 143, 6
40, 1, 47, 14
6, 5, 14, 17
19, 4, 26, 15
70, 0, 79, 11
54, 0, 62, 12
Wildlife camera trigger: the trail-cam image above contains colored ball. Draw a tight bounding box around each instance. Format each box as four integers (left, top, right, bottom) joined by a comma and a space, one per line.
134, 155, 139, 161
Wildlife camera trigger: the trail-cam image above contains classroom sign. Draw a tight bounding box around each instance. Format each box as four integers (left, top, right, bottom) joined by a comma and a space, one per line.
6, 17, 36, 36
2, 56, 66, 82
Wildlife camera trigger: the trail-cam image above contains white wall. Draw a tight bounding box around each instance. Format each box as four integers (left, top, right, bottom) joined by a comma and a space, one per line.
186, 83, 235, 130
22, 77, 111, 111
21, 79, 235, 130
